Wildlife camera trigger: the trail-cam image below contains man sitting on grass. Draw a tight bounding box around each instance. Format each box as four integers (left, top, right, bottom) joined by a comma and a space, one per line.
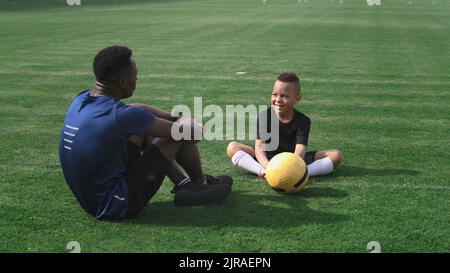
59, 45, 232, 220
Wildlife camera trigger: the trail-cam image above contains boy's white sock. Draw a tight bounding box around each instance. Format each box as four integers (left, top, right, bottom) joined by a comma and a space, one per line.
231, 150, 265, 176
307, 157, 334, 177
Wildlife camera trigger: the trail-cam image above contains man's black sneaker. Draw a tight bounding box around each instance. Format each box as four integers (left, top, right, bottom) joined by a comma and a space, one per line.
171, 178, 198, 194
203, 175, 233, 187
171, 175, 233, 194
173, 180, 232, 207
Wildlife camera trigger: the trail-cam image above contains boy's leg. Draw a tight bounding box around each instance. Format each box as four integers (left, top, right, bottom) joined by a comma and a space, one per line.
227, 141, 255, 158
314, 149, 342, 167
226, 141, 265, 176
307, 149, 342, 177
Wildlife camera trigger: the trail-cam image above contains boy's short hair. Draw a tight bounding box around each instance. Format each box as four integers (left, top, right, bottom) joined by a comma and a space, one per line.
93, 45, 133, 82
277, 72, 300, 95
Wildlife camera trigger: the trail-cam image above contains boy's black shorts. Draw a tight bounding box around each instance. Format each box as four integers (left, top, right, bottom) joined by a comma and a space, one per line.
266, 150, 317, 165
304, 151, 317, 165
124, 141, 171, 218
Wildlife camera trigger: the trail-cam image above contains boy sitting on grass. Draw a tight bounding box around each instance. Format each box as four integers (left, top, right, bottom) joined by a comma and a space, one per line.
226, 72, 342, 179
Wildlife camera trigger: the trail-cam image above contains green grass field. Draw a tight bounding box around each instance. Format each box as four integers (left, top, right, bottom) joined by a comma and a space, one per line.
0, 0, 449, 253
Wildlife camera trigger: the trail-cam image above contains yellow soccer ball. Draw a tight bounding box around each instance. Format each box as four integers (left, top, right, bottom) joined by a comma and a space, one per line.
265, 152, 309, 194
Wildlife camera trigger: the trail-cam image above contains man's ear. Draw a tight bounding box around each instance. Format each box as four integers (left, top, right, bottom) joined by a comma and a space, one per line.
296, 95, 302, 103
118, 76, 127, 89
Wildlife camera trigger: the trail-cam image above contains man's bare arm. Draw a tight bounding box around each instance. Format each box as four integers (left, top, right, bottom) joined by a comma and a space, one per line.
146, 116, 203, 142
146, 117, 175, 138
130, 103, 173, 120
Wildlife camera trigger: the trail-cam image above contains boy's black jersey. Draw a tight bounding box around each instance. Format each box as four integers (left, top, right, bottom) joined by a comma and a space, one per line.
256, 107, 311, 153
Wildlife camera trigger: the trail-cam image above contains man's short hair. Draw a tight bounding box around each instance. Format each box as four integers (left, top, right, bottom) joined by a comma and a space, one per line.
277, 72, 300, 95
93, 45, 133, 82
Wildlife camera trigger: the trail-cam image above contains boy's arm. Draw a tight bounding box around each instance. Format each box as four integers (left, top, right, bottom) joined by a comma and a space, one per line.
294, 144, 307, 160
255, 139, 270, 169
129, 103, 177, 121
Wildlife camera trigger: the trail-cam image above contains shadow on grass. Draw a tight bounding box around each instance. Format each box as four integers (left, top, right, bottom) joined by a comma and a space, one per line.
123, 187, 349, 228
341, 165, 421, 176
311, 165, 422, 182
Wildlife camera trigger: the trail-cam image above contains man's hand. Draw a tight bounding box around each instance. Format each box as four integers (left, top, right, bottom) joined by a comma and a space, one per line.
170, 111, 183, 122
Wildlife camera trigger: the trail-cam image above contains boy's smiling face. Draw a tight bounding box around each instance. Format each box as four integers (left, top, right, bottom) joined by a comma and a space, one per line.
271, 80, 301, 115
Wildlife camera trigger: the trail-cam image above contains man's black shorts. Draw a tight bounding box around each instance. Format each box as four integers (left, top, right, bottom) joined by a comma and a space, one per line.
124, 141, 171, 218
266, 150, 317, 165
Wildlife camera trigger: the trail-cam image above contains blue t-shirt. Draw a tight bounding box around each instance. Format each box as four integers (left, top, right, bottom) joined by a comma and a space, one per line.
59, 90, 155, 220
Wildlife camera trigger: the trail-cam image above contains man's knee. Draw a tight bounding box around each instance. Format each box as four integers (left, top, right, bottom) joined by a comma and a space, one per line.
152, 138, 184, 162
227, 141, 242, 158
